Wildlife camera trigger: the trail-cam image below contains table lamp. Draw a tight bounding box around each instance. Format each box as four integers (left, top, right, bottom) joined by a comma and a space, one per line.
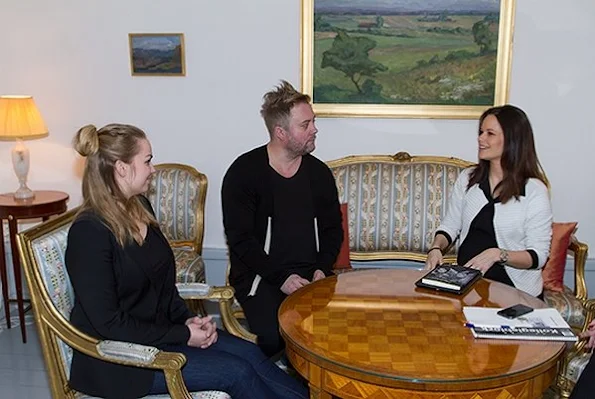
0, 95, 49, 200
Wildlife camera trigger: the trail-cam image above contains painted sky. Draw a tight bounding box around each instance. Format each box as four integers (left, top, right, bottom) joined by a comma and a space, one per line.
315, 0, 500, 13
132, 36, 180, 51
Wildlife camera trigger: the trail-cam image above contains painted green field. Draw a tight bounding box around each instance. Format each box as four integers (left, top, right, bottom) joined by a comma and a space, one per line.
313, 14, 498, 105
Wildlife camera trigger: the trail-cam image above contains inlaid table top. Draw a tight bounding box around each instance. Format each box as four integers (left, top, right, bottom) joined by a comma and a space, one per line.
279, 269, 565, 399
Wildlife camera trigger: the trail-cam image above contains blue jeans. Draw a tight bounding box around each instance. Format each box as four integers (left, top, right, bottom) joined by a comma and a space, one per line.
148, 330, 308, 399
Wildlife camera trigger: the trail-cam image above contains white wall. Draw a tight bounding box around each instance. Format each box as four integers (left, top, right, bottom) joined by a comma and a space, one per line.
1, 0, 594, 278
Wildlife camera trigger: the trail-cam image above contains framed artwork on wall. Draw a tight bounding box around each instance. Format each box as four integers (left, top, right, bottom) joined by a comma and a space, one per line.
301, 0, 516, 119
129, 33, 185, 76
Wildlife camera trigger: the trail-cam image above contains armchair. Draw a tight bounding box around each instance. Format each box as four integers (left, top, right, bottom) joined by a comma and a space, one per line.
544, 239, 592, 398
556, 299, 595, 398
147, 163, 208, 314
146, 163, 207, 285
16, 208, 246, 399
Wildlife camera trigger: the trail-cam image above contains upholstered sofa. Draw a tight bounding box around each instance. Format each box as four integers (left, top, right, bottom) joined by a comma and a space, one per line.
327, 151, 472, 263
327, 151, 591, 397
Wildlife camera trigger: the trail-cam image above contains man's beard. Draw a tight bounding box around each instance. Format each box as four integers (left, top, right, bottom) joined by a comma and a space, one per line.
287, 137, 315, 157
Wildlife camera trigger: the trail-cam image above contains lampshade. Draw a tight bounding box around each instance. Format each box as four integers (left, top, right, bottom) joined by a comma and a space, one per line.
0, 95, 49, 140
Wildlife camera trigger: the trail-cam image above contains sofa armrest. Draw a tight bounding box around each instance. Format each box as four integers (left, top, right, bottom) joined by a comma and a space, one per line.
569, 236, 589, 301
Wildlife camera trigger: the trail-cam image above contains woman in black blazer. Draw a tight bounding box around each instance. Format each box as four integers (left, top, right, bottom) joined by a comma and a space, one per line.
66, 123, 308, 399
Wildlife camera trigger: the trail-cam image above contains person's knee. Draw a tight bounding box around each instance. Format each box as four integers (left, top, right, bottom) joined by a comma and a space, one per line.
221, 358, 259, 393
257, 331, 284, 358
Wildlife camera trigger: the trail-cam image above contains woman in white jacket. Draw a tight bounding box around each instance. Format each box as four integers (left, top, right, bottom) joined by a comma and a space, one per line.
425, 105, 552, 298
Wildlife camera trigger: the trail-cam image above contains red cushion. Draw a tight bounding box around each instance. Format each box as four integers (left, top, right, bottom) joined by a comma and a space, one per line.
542, 222, 577, 292
334, 203, 352, 269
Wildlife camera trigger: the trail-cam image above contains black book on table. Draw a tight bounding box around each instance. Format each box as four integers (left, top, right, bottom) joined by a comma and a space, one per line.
415, 263, 482, 295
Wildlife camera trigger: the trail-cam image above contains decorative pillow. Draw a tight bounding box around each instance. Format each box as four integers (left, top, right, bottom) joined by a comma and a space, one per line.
334, 203, 352, 269
542, 222, 577, 292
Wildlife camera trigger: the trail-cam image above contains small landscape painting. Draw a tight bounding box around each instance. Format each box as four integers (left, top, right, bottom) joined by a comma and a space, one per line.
129, 33, 185, 76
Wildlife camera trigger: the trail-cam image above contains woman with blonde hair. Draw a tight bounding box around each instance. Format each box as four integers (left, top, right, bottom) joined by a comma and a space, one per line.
66, 123, 308, 398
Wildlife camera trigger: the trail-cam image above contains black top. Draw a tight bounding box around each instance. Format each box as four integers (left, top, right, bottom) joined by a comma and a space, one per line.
437, 177, 540, 288
456, 178, 501, 266
66, 196, 193, 398
221, 145, 343, 295
269, 164, 317, 278
456, 179, 514, 286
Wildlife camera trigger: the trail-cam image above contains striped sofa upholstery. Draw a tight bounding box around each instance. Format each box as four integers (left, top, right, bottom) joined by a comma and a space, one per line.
327, 152, 473, 263
147, 163, 208, 285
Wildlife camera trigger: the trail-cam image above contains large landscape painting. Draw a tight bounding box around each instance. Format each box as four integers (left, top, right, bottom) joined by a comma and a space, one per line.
302, 0, 516, 118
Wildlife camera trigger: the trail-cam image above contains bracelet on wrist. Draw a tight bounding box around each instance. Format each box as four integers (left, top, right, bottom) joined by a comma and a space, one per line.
427, 246, 442, 254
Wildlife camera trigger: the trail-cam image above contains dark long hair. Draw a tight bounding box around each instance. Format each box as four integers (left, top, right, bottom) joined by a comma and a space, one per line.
468, 105, 547, 203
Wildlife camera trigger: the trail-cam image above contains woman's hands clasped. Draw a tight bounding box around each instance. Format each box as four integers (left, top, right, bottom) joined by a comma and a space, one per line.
186, 315, 218, 349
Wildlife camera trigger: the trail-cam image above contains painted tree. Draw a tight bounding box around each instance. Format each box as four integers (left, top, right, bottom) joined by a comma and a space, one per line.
472, 15, 499, 55
321, 30, 387, 94
376, 16, 384, 28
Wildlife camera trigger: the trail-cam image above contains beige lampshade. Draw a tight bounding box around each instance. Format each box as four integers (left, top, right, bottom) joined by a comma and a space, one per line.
0, 95, 49, 140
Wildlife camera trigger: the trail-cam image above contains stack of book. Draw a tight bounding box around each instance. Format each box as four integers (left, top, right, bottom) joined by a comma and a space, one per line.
463, 307, 577, 342
415, 263, 482, 295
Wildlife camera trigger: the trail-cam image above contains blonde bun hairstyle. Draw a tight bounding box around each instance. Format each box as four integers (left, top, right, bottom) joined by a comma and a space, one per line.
74, 124, 100, 157
74, 123, 155, 246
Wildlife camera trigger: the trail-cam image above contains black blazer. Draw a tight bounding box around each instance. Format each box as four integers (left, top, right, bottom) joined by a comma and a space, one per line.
65, 196, 193, 398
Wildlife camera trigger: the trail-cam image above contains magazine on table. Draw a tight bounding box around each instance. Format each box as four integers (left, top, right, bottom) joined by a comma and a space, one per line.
463, 306, 577, 342
415, 263, 482, 295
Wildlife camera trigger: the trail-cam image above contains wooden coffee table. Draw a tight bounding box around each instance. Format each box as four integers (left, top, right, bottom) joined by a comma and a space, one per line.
279, 269, 565, 399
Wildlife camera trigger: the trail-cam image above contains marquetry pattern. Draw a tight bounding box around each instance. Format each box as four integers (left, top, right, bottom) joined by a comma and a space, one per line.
280, 269, 564, 399
289, 347, 557, 399
321, 367, 556, 399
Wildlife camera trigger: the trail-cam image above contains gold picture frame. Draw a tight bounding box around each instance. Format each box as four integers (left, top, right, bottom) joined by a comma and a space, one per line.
129, 33, 186, 76
301, 0, 516, 119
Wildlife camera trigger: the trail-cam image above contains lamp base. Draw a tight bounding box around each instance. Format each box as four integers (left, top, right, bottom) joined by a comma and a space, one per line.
11, 140, 35, 200
14, 185, 35, 200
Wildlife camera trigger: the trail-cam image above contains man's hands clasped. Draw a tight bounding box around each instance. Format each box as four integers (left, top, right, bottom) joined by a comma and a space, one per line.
281, 269, 326, 295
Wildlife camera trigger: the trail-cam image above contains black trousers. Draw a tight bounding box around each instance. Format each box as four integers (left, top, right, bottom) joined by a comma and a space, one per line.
569, 354, 595, 399
235, 278, 287, 358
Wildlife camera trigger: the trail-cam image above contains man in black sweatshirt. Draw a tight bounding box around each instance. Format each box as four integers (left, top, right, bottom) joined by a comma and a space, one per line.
221, 80, 343, 357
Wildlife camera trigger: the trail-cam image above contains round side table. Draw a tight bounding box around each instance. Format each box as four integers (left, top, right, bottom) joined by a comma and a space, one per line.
0, 190, 69, 343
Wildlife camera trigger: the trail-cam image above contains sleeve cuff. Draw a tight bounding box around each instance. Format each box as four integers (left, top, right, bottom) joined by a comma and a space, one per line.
527, 249, 539, 269
163, 325, 191, 346
435, 230, 453, 246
